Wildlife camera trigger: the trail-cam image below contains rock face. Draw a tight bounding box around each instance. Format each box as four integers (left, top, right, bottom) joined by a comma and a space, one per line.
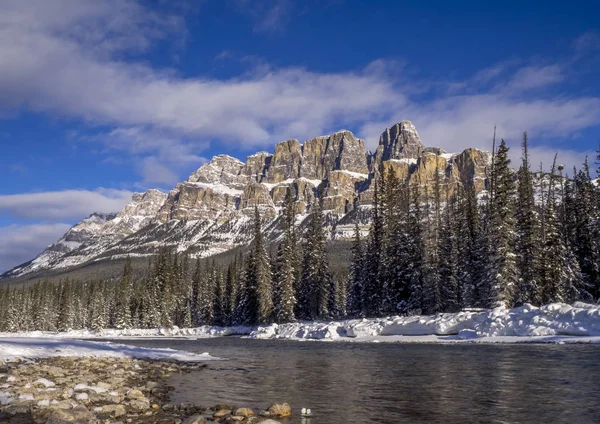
373, 121, 424, 166
1, 121, 491, 281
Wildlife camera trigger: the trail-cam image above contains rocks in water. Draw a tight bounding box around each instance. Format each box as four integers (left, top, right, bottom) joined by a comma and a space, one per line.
182, 414, 206, 424
267, 402, 292, 418
234, 407, 254, 417
0, 357, 293, 424
213, 408, 232, 418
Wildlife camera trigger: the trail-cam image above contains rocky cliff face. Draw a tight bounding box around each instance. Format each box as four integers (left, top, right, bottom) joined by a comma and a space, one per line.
1, 120, 491, 281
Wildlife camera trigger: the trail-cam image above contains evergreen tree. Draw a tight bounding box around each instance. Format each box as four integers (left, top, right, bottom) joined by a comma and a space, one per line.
114, 257, 133, 329
347, 223, 365, 317
298, 198, 332, 320
363, 173, 384, 316
515, 132, 541, 305
483, 139, 518, 308
242, 207, 274, 324
273, 188, 298, 323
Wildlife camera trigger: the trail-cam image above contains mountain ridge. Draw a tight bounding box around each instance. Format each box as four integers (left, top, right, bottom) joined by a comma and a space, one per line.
1, 121, 491, 281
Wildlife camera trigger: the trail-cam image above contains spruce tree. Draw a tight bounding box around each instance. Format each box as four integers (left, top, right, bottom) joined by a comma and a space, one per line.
484, 139, 518, 308
114, 257, 133, 329
273, 188, 298, 323
298, 198, 332, 320
347, 222, 365, 317
515, 132, 541, 305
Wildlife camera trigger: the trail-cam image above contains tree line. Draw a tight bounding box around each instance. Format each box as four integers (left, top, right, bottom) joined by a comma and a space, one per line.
0, 134, 599, 332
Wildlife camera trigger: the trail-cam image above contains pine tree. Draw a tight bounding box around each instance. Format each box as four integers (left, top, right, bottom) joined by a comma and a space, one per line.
439, 191, 459, 312
573, 159, 600, 300
298, 198, 332, 320
273, 188, 298, 323
242, 207, 274, 324
114, 257, 133, 329
406, 179, 426, 314
347, 222, 365, 317
484, 139, 518, 308
363, 173, 384, 316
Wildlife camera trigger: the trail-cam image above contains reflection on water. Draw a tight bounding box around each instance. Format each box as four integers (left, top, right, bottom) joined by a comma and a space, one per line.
117, 338, 600, 424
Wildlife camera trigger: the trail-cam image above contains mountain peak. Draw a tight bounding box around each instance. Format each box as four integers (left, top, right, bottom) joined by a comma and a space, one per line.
375, 120, 424, 163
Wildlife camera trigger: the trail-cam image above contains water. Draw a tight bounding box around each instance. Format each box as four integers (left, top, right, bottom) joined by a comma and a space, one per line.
118, 338, 600, 423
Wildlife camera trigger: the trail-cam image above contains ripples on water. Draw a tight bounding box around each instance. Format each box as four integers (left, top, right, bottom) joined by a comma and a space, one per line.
119, 338, 600, 424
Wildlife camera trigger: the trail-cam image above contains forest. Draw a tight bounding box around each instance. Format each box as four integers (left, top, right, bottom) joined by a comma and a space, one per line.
1, 134, 599, 332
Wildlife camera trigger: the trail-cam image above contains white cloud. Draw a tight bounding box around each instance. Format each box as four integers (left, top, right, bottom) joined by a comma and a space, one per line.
0, 223, 72, 273
0, 189, 133, 220
0, 0, 598, 182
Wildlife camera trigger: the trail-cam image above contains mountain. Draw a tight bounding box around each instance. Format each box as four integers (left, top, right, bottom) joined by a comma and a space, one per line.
1, 121, 491, 281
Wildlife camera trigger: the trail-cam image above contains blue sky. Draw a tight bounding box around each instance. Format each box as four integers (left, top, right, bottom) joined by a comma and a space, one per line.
1, 0, 599, 272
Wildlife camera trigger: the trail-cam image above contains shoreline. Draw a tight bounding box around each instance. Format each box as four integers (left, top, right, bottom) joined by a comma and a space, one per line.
0, 355, 291, 424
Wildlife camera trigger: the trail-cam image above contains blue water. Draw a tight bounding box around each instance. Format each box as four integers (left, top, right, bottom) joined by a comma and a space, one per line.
118, 338, 600, 424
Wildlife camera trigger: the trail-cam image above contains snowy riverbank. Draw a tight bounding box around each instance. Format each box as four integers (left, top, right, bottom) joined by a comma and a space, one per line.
2, 302, 599, 345
0, 338, 219, 362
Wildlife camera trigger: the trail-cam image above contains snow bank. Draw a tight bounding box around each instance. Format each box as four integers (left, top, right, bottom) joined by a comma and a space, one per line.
0, 325, 252, 340
0, 338, 220, 362
2, 303, 599, 345
249, 302, 600, 343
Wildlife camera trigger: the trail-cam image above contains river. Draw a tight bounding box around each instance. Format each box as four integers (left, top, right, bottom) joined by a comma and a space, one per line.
116, 338, 600, 423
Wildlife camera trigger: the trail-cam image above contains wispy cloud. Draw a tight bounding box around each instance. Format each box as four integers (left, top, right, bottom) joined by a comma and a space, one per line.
231, 0, 294, 33
0, 188, 133, 220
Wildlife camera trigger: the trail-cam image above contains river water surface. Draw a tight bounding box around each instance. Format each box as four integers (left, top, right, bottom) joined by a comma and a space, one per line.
118, 338, 600, 424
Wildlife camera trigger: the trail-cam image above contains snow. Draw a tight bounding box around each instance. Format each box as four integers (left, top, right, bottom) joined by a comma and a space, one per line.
242, 302, 600, 343
2, 303, 599, 346
389, 158, 418, 165
332, 170, 369, 179
188, 182, 243, 196
0, 338, 220, 361
440, 152, 459, 160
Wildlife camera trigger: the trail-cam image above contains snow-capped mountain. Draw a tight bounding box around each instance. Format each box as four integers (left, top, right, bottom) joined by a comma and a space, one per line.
1, 121, 491, 281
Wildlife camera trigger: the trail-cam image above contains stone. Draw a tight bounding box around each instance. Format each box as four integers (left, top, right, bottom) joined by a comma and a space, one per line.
213, 409, 232, 418
101, 404, 127, 417
128, 398, 150, 412
233, 407, 254, 417
126, 389, 145, 399
266, 403, 292, 418
258, 420, 281, 424
182, 415, 206, 424
45, 406, 95, 424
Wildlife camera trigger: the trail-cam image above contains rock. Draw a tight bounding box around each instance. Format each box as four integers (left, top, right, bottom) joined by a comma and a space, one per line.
213, 409, 232, 419
126, 389, 145, 399
233, 407, 254, 418
128, 398, 150, 412
258, 420, 281, 424
161, 404, 174, 412
45, 406, 95, 424
182, 415, 206, 424
267, 403, 292, 418
101, 404, 127, 417
155, 418, 182, 424
226, 417, 245, 423
264, 139, 302, 183
373, 120, 424, 164
300, 130, 368, 180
